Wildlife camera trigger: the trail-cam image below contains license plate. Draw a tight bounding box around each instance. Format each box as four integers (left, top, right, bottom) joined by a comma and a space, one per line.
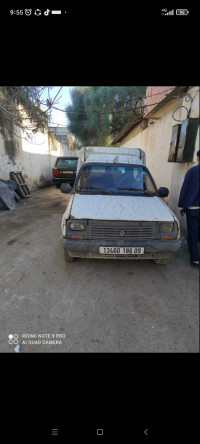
63, 171, 72, 174
99, 247, 144, 254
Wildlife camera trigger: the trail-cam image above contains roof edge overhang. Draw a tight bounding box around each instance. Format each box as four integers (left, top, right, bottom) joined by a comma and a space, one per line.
111, 114, 145, 145
111, 86, 189, 145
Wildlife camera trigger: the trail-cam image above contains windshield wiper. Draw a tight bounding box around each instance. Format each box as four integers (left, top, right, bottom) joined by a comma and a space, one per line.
117, 187, 144, 191
79, 186, 113, 195
117, 187, 155, 195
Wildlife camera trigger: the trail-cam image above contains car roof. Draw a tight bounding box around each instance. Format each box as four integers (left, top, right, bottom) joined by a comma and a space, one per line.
85, 153, 144, 165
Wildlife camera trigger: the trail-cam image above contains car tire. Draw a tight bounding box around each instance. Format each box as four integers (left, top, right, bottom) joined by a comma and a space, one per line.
153, 256, 173, 264
64, 249, 75, 262
56, 183, 61, 188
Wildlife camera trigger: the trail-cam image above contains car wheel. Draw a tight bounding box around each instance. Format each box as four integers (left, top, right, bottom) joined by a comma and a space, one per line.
64, 249, 75, 262
153, 256, 173, 264
56, 183, 61, 188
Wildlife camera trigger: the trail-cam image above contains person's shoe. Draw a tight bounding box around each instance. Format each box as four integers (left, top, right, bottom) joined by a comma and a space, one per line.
190, 260, 199, 269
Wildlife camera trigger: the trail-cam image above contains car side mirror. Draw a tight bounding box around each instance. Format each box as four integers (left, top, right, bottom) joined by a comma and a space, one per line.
60, 183, 72, 194
158, 187, 169, 198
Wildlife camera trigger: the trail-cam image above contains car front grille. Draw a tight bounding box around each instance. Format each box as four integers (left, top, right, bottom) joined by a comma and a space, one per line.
88, 220, 156, 240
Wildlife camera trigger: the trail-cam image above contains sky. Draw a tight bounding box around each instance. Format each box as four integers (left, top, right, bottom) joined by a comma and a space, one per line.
41, 86, 74, 127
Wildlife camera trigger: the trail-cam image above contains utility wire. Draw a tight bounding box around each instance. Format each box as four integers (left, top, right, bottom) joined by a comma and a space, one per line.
53, 100, 163, 115
54, 88, 198, 116
62, 87, 176, 114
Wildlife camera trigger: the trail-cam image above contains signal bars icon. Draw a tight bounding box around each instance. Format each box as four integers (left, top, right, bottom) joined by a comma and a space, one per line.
162, 9, 174, 15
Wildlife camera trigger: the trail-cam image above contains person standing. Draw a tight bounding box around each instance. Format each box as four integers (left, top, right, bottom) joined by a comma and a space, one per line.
178, 150, 200, 268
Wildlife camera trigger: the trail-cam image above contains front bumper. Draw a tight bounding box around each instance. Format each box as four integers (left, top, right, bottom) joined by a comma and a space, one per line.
62, 238, 182, 259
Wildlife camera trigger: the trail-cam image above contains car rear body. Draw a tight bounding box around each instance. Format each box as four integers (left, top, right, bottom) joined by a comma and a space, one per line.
52, 157, 78, 187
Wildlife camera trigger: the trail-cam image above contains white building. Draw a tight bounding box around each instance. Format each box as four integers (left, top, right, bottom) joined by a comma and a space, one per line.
111, 86, 199, 231
0, 113, 62, 191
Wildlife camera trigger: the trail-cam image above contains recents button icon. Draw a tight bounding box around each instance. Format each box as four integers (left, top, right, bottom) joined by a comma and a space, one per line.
52, 429, 58, 435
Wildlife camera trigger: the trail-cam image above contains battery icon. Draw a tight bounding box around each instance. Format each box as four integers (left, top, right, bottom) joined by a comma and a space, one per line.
176, 9, 189, 15
51, 10, 62, 14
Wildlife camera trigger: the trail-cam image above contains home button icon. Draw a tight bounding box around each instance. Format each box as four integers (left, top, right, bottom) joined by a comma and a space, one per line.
97, 428, 104, 436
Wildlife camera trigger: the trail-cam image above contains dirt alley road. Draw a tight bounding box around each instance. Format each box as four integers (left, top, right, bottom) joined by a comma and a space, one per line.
0, 186, 199, 353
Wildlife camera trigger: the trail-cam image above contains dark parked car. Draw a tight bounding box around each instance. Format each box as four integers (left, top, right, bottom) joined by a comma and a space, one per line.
52, 157, 78, 188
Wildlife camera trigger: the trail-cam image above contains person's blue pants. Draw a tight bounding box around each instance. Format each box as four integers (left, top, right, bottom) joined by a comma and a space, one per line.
186, 209, 200, 262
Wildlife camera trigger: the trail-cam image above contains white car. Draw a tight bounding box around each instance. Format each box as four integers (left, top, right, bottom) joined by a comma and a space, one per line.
61, 147, 182, 264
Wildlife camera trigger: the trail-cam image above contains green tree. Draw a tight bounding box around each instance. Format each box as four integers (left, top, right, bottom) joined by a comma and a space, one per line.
66, 86, 146, 146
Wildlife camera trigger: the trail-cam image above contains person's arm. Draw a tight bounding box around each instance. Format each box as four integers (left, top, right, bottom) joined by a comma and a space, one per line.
178, 169, 191, 212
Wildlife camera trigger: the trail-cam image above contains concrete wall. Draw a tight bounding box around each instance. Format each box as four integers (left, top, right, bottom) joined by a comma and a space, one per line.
118, 87, 199, 231
62, 145, 80, 157
0, 121, 62, 191
169, 87, 199, 230
49, 138, 80, 166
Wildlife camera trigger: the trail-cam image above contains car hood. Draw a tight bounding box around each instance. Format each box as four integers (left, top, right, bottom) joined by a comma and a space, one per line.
69, 194, 175, 222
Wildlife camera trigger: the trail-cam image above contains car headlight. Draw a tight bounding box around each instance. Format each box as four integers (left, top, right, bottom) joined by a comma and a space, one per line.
70, 222, 86, 231
158, 222, 174, 232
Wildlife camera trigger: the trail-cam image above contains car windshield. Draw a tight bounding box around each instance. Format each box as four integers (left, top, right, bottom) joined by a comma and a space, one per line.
76, 164, 157, 195
56, 158, 78, 168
